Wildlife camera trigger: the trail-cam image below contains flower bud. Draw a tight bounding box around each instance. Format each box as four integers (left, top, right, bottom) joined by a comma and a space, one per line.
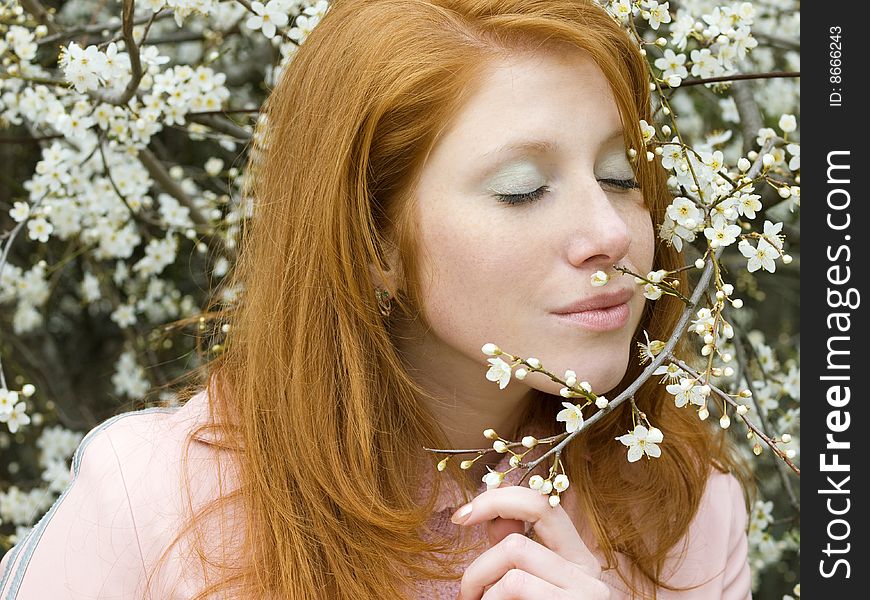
761, 153, 774, 168
731, 298, 744, 309
752, 443, 762, 456
591, 270, 610, 287
564, 370, 577, 387
786, 449, 796, 459
738, 389, 752, 398
781, 433, 792, 443
522, 436, 538, 448
595, 396, 609, 409
778, 186, 792, 199
22, 384, 36, 397
509, 455, 521, 468
526, 357, 541, 369
553, 474, 570, 492
662, 125, 671, 136
529, 475, 544, 490
515, 368, 528, 380
483, 470, 505, 489
737, 157, 751, 172
437, 457, 449, 471
483, 428, 498, 440
493, 440, 508, 453
721, 353, 733, 362
782, 254, 793, 264
695, 258, 706, 269
719, 414, 731, 429
481, 343, 501, 356
540, 479, 554, 494
736, 404, 748, 415
549, 494, 561, 508
722, 284, 734, 296
460, 460, 474, 469
698, 407, 709, 420
778, 114, 797, 133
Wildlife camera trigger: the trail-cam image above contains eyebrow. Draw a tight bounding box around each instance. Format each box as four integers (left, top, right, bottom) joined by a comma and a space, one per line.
478, 128, 626, 172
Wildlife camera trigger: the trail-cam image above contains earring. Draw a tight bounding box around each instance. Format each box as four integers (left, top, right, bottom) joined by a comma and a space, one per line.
375, 287, 393, 317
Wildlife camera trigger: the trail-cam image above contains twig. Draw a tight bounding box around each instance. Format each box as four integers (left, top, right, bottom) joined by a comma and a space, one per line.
672, 358, 800, 477
19, 0, 60, 35
680, 71, 799, 87
37, 9, 175, 47
136, 148, 210, 227
731, 327, 800, 510
94, 0, 145, 106
0, 192, 50, 390
187, 114, 253, 141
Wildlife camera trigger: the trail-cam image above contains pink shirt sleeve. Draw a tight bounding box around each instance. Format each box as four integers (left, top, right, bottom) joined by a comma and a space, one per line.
600, 469, 753, 599
0, 410, 174, 599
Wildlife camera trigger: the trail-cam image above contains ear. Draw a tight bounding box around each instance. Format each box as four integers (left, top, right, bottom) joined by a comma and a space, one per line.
368, 238, 402, 293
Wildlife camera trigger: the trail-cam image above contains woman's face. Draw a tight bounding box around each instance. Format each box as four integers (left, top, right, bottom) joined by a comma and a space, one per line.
403, 47, 654, 399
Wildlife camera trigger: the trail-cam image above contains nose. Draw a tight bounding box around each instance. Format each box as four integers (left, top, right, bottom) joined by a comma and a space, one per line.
562, 181, 633, 271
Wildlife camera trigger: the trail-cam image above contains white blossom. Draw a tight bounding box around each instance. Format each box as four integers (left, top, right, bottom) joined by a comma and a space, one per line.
616, 425, 663, 462
485, 357, 512, 390
556, 402, 584, 433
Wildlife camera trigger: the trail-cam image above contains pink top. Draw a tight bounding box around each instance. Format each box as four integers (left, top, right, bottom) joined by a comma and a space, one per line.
0, 387, 752, 599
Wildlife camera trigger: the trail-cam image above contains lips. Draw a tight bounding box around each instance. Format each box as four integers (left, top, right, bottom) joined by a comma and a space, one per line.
551, 288, 636, 315
550, 288, 635, 332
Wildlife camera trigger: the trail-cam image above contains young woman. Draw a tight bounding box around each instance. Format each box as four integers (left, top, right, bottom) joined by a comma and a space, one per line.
0, 1, 753, 598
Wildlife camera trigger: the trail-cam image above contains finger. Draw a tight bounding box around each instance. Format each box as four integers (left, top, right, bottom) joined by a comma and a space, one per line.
451, 485, 600, 577
485, 515, 526, 547
480, 569, 568, 599
457, 532, 598, 600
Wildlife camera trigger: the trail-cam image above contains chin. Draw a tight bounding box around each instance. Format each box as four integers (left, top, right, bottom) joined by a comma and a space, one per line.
529, 346, 631, 398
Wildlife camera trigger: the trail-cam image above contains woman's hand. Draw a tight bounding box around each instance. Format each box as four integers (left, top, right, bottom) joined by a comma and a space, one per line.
451, 485, 610, 600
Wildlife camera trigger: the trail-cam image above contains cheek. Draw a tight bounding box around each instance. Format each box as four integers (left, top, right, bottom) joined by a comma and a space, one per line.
415, 206, 510, 333
632, 209, 656, 271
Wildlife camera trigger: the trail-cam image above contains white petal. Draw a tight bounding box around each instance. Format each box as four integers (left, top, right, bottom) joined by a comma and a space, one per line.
627, 444, 644, 462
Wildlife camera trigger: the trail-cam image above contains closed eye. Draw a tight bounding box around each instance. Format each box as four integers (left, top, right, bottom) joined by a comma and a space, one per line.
495, 186, 550, 206
599, 178, 640, 190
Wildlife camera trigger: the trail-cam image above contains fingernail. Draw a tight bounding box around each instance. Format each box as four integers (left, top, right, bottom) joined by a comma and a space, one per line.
451, 503, 473, 525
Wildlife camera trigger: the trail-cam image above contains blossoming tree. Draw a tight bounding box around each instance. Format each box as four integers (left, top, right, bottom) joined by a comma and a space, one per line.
0, 0, 799, 596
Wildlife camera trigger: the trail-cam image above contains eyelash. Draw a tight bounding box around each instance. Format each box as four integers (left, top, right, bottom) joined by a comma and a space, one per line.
496, 178, 641, 205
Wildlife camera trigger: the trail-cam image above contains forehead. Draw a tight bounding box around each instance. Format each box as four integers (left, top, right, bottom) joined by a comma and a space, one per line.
434, 48, 624, 158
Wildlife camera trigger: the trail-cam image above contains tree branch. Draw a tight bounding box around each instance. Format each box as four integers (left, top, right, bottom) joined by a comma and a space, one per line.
19, 0, 60, 35
680, 71, 799, 87
137, 148, 210, 227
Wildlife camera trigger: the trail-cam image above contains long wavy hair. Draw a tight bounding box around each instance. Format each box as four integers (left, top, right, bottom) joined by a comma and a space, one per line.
145, 1, 752, 598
